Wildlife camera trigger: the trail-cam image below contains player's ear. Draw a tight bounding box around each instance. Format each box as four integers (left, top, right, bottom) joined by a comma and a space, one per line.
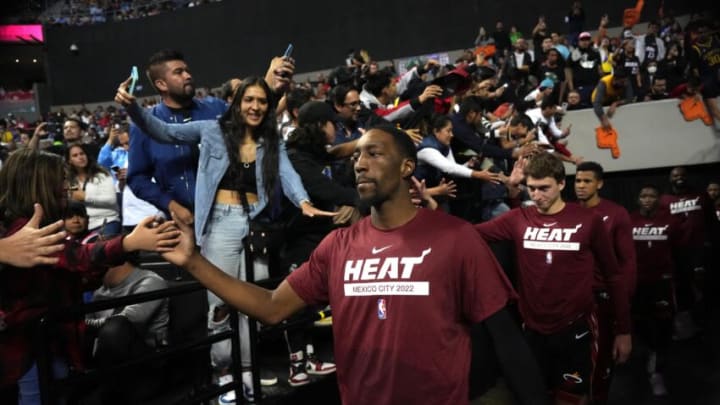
558, 179, 566, 192
401, 158, 415, 179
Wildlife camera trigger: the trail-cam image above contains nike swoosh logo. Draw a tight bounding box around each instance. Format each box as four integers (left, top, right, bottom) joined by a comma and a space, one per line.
371, 245, 392, 254
543, 222, 557, 227
575, 331, 589, 340
602, 216, 609, 222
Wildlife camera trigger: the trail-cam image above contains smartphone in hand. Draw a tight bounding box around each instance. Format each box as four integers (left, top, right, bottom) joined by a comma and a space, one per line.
283, 43, 294, 59
129, 66, 139, 96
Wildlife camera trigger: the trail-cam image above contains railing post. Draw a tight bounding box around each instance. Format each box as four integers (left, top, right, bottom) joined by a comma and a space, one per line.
36, 317, 54, 405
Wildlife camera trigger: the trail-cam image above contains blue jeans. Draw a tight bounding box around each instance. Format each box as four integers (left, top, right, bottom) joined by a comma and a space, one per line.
17, 360, 69, 405
481, 201, 510, 222
202, 203, 268, 369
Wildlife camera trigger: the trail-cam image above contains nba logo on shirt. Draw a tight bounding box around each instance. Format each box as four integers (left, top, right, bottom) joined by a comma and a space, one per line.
377, 298, 387, 320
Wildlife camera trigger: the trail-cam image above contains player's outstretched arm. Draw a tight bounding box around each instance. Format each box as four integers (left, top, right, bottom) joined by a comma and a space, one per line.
162, 212, 306, 325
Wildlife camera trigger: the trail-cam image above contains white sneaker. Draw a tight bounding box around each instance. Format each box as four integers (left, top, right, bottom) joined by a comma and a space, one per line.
649, 372, 668, 396
218, 374, 236, 405
241, 371, 255, 402
305, 354, 336, 376
288, 351, 310, 387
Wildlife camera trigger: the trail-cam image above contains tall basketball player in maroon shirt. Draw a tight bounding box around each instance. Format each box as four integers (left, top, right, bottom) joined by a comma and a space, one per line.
475, 153, 632, 405
160, 125, 548, 405
574, 161, 636, 405
631, 184, 680, 396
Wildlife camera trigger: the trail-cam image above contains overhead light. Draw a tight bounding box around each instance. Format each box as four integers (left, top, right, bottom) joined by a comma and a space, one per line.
15, 58, 19, 63
32, 58, 37, 63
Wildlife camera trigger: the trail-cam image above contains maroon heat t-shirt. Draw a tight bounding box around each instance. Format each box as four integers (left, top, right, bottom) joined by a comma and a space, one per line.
475, 203, 630, 334
580, 199, 637, 294
630, 210, 680, 282
287, 208, 515, 405
659, 192, 714, 247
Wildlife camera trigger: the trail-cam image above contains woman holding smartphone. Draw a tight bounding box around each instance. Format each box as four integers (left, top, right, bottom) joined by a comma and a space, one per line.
66, 143, 121, 236
115, 72, 335, 402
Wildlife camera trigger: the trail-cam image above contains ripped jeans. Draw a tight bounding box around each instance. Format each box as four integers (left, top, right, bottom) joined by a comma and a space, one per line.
202, 203, 268, 369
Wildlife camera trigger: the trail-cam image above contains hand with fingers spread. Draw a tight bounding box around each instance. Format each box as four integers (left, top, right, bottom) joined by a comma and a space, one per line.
122, 216, 181, 253
436, 178, 457, 198
410, 176, 438, 210
115, 76, 137, 107
404, 128, 423, 145
0, 204, 65, 267
473, 169, 502, 184
508, 157, 528, 187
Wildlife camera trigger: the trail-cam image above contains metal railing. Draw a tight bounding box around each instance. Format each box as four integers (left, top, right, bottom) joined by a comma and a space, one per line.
35, 280, 244, 404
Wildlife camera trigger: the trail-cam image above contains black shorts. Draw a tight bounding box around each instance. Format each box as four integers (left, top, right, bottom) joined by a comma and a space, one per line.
524, 314, 597, 403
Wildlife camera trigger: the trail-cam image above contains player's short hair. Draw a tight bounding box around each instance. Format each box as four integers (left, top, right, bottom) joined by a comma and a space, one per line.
576, 161, 604, 181
525, 152, 565, 183
367, 123, 417, 166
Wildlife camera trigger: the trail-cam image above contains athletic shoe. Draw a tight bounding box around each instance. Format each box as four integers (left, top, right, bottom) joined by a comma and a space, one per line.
649, 372, 668, 396
217, 372, 257, 403
305, 354, 336, 375
217, 374, 236, 405
288, 351, 310, 387
241, 371, 255, 402
260, 370, 278, 386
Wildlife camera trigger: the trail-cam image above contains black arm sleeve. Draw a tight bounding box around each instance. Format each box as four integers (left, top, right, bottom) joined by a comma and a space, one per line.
593, 82, 608, 119
484, 307, 550, 405
288, 152, 357, 206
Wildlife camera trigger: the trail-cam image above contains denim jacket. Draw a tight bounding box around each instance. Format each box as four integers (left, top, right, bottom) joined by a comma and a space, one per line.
126, 103, 310, 245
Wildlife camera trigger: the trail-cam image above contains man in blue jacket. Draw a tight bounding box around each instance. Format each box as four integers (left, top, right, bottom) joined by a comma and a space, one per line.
127, 49, 227, 224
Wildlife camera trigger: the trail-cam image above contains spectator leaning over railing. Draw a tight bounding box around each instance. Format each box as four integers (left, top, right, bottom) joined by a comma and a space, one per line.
592, 68, 634, 130
359, 70, 443, 125
415, 114, 503, 201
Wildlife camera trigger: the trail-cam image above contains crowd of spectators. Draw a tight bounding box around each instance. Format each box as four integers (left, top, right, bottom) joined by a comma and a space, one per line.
1, 3, 719, 405
40, 0, 223, 26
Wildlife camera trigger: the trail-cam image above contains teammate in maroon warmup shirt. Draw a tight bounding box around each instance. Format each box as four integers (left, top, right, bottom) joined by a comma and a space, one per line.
475, 153, 632, 405
574, 162, 636, 405
631, 184, 680, 396
658, 166, 715, 339
160, 126, 548, 405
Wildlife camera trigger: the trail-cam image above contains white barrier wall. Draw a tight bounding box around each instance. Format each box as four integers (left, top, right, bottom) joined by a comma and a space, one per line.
561, 98, 720, 174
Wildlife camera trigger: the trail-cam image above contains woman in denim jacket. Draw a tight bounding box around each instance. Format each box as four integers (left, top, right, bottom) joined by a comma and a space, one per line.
116, 76, 334, 400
